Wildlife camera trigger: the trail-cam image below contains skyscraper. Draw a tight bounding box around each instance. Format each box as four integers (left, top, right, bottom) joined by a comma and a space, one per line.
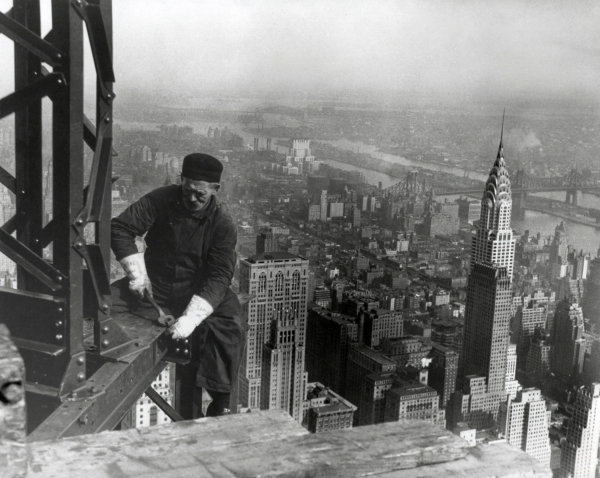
238, 252, 309, 419
449, 118, 515, 430
552, 299, 586, 382
469, 125, 515, 279
559, 383, 600, 478
498, 388, 551, 466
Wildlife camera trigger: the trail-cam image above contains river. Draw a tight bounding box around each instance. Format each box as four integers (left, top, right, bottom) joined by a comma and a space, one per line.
117, 119, 600, 255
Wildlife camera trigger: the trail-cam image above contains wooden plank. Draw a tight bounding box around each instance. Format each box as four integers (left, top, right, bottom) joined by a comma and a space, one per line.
25, 410, 551, 478
0, 323, 26, 478
376, 441, 553, 477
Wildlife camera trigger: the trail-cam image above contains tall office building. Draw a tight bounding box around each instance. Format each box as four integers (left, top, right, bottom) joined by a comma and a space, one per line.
428, 343, 459, 407
582, 256, 600, 331
513, 299, 548, 366
498, 388, 551, 466
345, 344, 397, 423
449, 122, 514, 430
261, 302, 309, 421
239, 252, 309, 420
469, 131, 515, 279
552, 299, 586, 382
305, 307, 358, 396
559, 383, 600, 478
286, 138, 315, 174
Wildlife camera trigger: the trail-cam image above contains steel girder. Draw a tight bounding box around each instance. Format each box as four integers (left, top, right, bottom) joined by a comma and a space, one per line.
0, 0, 172, 437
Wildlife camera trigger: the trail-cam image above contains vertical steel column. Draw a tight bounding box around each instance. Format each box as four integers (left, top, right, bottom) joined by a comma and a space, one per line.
13, 0, 43, 291
49, 0, 86, 395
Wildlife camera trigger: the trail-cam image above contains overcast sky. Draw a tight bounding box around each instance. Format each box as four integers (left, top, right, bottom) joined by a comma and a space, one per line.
1, 0, 599, 102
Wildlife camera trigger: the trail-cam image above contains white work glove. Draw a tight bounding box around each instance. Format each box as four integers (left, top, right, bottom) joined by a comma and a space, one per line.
119, 253, 152, 300
168, 295, 214, 339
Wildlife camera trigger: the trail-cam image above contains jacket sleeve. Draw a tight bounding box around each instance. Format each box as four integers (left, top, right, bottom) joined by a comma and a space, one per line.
111, 193, 159, 262
194, 214, 237, 310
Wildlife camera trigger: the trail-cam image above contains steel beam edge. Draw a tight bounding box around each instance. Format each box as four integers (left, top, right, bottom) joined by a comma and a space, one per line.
27, 312, 171, 442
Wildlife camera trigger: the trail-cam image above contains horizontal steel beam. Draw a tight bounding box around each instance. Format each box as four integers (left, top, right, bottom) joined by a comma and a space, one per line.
28, 311, 171, 441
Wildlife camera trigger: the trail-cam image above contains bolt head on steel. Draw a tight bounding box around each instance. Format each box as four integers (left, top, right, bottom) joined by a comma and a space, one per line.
104, 117, 111, 123
76, 219, 83, 226
1, 383, 23, 404
77, 357, 85, 365
101, 326, 109, 334
183, 349, 189, 355
76, 372, 85, 382
102, 339, 109, 347
55, 320, 63, 327
101, 303, 109, 311
175, 348, 180, 353
56, 334, 63, 341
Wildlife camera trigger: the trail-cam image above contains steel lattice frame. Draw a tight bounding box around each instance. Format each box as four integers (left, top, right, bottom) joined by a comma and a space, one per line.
0, 0, 183, 438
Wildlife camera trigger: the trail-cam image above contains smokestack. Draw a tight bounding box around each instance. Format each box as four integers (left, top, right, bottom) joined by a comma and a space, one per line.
267, 138, 271, 151
254, 138, 259, 152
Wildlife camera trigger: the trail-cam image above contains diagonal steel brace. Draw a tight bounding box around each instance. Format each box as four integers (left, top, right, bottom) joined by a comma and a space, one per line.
0, 10, 65, 67
0, 165, 16, 193
0, 228, 66, 291
76, 112, 112, 224
0, 73, 65, 120
73, 0, 115, 101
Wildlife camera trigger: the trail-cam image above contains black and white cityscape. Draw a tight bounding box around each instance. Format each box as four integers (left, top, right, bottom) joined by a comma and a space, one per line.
0, 1, 599, 477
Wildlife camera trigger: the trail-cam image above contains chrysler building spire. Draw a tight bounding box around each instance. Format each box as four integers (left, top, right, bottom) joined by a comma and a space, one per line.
471, 112, 515, 279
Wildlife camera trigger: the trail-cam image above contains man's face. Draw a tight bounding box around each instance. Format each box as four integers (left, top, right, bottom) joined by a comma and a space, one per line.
181, 177, 219, 212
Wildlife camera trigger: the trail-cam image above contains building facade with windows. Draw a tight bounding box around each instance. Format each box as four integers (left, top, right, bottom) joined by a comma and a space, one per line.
239, 252, 309, 420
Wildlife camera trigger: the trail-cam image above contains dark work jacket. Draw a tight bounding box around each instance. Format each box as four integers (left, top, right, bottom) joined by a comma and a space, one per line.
111, 185, 238, 312
111, 186, 246, 392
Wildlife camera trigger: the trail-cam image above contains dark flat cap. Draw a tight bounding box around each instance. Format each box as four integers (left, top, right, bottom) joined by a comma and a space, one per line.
182, 153, 223, 183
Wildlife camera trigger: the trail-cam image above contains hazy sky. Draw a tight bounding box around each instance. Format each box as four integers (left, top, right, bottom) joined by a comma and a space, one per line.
1, 0, 599, 102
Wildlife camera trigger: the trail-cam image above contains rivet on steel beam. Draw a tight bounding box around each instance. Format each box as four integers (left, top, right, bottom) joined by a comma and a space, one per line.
175, 348, 180, 353
101, 340, 109, 348
75, 242, 83, 248
0, 383, 23, 404
57, 79, 63, 84
55, 53, 62, 60
55, 320, 63, 327
75, 219, 83, 226
57, 276, 63, 281
58, 307, 63, 312
104, 117, 111, 124
77, 357, 85, 365
101, 326, 109, 334
101, 303, 109, 311
56, 334, 63, 341
21, 190, 25, 194
183, 349, 189, 355
76, 372, 85, 382
184, 340, 189, 344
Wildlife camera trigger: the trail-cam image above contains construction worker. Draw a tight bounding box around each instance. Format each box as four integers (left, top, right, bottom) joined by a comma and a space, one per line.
111, 153, 246, 418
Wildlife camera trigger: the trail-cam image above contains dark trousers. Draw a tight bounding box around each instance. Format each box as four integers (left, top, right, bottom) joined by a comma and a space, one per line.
111, 278, 247, 418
